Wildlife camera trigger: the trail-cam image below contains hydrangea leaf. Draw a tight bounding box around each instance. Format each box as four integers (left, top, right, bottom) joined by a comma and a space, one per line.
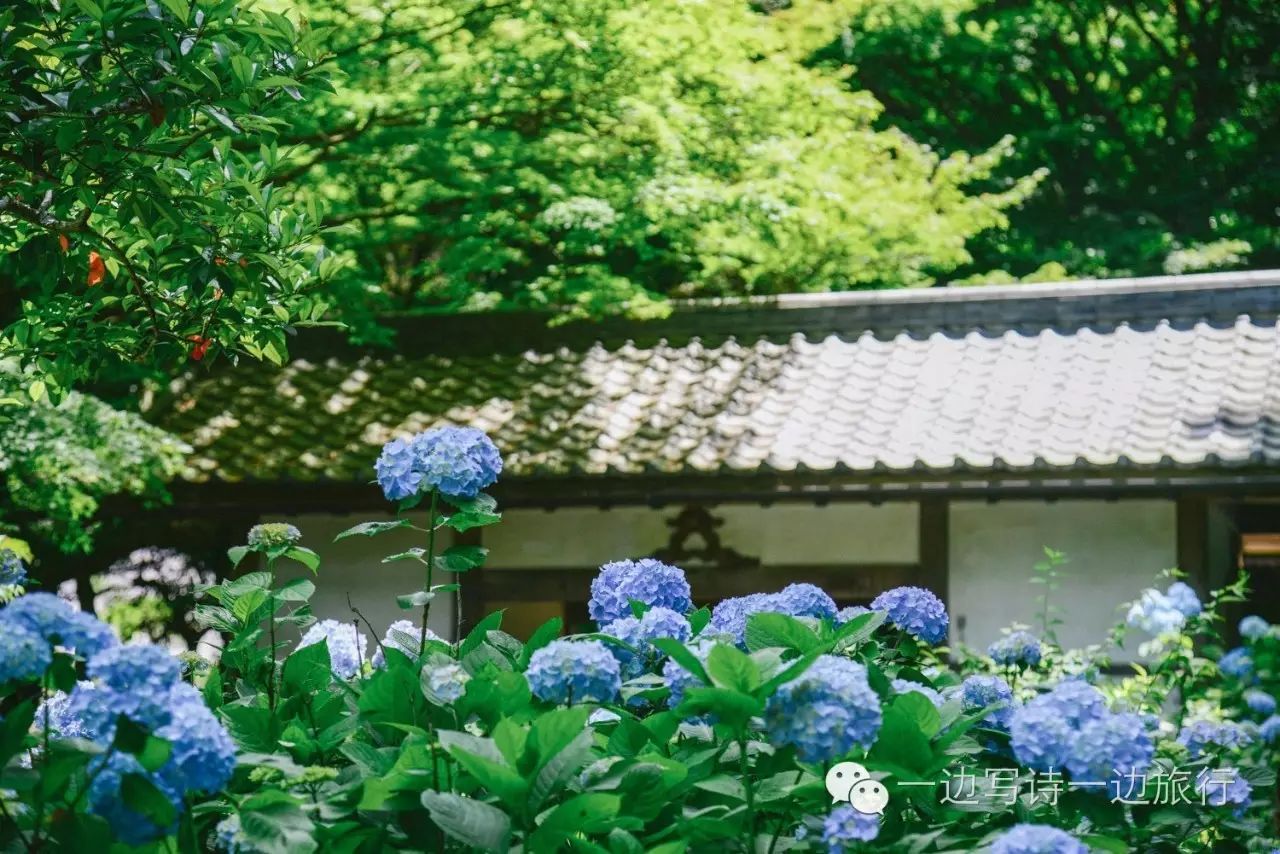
334, 520, 411, 541
238, 790, 318, 854
520, 617, 563, 668
743, 612, 822, 655
396, 591, 434, 610
282, 638, 333, 694
420, 791, 512, 853
705, 645, 761, 694
434, 545, 488, 573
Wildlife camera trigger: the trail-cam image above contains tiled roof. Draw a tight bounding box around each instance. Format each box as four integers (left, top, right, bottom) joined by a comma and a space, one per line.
152, 271, 1280, 491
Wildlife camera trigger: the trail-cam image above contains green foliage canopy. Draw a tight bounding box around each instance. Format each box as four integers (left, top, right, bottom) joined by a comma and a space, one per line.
277, 0, 1037, 325
0, 0, 335, 398
827, 0, 1280, 280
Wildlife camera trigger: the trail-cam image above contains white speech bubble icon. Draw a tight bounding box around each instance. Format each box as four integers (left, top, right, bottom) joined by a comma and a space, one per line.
849, 779, 889, 815
824, 761, 869, 803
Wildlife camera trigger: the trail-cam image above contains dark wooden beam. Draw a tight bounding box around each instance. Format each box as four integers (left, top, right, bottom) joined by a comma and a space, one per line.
140, 470, 1280, 520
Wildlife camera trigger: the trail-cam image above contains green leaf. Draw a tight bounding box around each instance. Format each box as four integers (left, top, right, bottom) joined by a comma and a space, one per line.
239, 790, 318, 854
121, 773, 178, 828
521, 616, 563, 667
282, 638, 333, 693
676, 686, 763, 728
687, 606, 712, 636
420, 791, 511, 852
869, 703, 934, 774
284, 546, 319, 573
744, 612, 821, 654
396, 590, 434, 610
835, 610, 886, 646
444, 495, 502, 532
650, 638, 710, 687
892, 691, 942, 739
460, 610, 504, 658
334, 520, 410, 541
705, 644, 761, 693
529, 793, 621, 850
382, 548, 426, 564
434, 544, 489, 573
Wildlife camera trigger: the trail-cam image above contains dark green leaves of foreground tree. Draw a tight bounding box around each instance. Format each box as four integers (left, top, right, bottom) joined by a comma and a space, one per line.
0, 0, 336, 397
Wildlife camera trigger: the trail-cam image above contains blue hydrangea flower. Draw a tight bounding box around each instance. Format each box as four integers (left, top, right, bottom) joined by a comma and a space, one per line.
87, 753, 182, 845
76, 644, 185, 734
588, 559, 692, 626
1245, 689, 1276, 716
1164, 581, 1201, 617
1011, 681, 1107, 771
371, 619, 441, 667
662, 637, 719, 710
1218, 647, 1255, 681
2, 592, 116, 657
0, 549, 27, 587
299, 619, 369, 679
526, 639, 621, 704
246, 523, 302, 549
1126, 588, 1187, 635
870, 586, 948, 644
775, 583, 837, 621
1065, 712, 1154, 797
1239, 615, 1270, 640
836, 605, 870, 624
156, 683, 236, 794
410, 426, 503, 500
708, 593, 779, 646
1260, 715, 1280, 744
34, 684, 94, 738
423, 662, 471, 703
374, 437, 422, 501
892, 678, 944, 708
765, 655, 882, 763
0, 619, 52, 683
958, 674, 1015, 730
988, 630, 1043, 667
991, 824, 1088, 854
1196, 768, 1252, 814
821, 804, 879, 848
603, 607, 691, 679
213, 815, 257, 853
1177, 719, 1254, 757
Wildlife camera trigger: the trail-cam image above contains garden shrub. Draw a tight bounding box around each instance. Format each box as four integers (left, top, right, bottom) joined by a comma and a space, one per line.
1, 430, 1278, 852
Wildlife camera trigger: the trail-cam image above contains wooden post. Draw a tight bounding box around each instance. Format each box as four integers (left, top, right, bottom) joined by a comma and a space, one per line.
918, 498, 950, 606
1176, 496, 1209, 595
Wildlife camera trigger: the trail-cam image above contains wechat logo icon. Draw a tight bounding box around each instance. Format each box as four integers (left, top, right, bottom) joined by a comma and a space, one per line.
825, 762, 889, 815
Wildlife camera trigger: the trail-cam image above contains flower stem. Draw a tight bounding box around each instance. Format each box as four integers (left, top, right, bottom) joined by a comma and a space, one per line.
266, 557, 278, 714
420, 491, 439, 655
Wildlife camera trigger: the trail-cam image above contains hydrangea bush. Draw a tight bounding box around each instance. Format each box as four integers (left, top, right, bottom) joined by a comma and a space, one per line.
1, 426, 1278, 852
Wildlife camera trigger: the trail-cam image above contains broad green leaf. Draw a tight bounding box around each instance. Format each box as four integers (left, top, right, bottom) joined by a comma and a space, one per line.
420, 791, 511, 852
705, 644, 761, 693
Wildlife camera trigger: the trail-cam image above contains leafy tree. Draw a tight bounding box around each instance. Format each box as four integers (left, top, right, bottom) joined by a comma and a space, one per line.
824, 0, 1280, 280
0, 366, 186, 553
0, 0, 335, 398
275, 0, 1038, 322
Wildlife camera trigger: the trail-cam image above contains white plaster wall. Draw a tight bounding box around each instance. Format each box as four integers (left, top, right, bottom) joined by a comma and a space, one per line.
268, 513, 456, 643
949, 500, 1177, 653
482, 503, 919, 569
